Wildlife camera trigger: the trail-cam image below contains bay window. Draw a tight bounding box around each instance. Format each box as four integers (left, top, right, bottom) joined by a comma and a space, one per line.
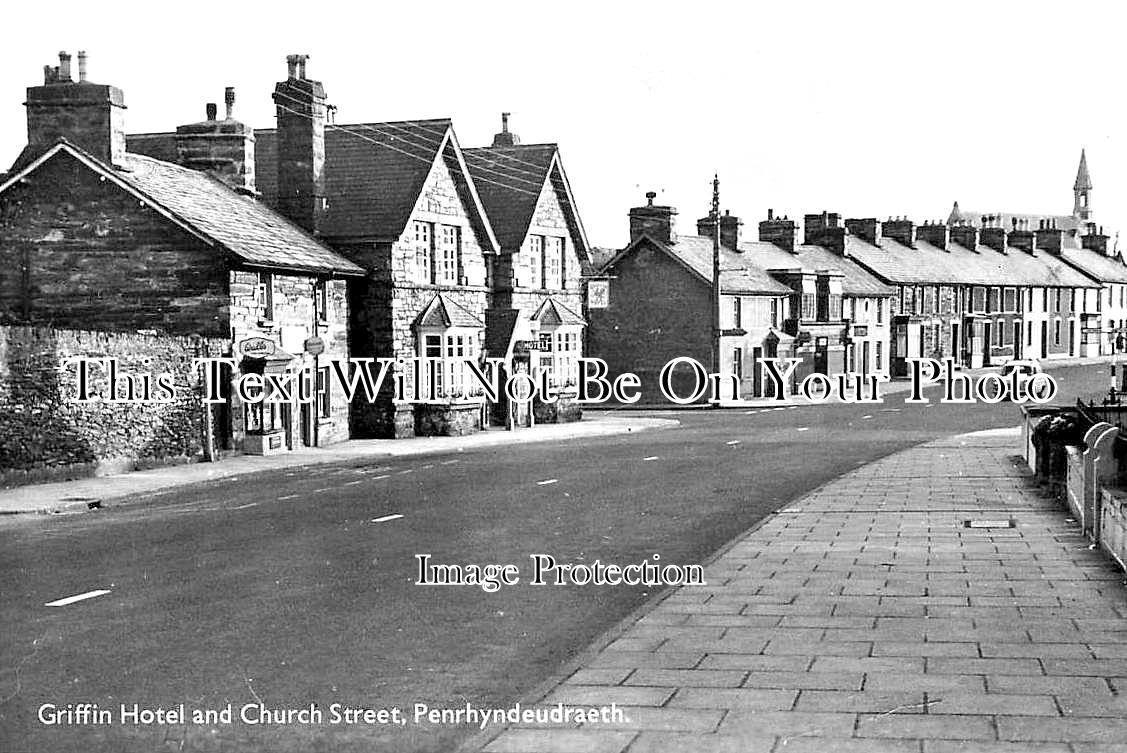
418, 328, 480, 401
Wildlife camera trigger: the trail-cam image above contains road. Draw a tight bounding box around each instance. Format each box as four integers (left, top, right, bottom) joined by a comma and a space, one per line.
0, 364, 1109, 753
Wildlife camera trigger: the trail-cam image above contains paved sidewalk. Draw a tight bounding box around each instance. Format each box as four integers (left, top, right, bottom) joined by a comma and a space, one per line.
472, 427, 1127, 753
0, 414, 676, 516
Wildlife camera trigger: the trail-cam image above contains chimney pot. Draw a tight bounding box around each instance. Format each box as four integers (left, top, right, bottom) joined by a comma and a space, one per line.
767, 208, 774, 221
646, 191, 656, 206
225, 87, 235, 119
206, 102, 217, 120
77, 51, 87, 82
501, 112, 510, 133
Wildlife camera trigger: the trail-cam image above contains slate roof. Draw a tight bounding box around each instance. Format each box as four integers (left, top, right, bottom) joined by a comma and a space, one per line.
1059, 246, 1127, 284
531, 297, 586, 326
0, 141, 362, 276
603, 234, 790, 296
414, 293, 485, 328
842, 235, 1097, 288
255, 120, 496, 246
586, 246, 618, 275
462, 145, 558, 250
737, 240, 895, 297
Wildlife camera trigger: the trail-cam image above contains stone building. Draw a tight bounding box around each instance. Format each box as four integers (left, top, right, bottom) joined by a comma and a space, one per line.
1, 52, 363, 461
247, 58, 500, 438
463, 114, 591, 426
588, 194, 793, 401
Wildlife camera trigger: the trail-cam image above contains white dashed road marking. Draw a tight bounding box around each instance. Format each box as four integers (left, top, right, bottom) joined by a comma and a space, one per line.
537, 479, 559, 486
862, 415, 873, 420
440, 459, 460, 465
369, 474, 389, 481
371, 514, 403, 523
796, 427, 809, 432
229, 503, 258, 510
45, 589, 111, 607
277, 494, 298, 501
726, 440, 741, 445
313, 487, 333, 493
643, 456, 659, 461
344, 480, 363, 486
398, 469, 414, 475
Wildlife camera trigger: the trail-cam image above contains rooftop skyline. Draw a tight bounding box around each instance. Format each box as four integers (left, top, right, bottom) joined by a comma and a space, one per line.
2, 0, 1122, 249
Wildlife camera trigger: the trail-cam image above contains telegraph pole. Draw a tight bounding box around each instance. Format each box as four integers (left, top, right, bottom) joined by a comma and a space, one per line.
711, 174, 721, 379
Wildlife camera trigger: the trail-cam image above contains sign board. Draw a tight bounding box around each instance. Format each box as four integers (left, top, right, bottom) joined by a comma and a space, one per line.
587, 280, 609, 309
239, 337, 277, 358
718, 328, 746, 337
515, 340, 546, 351
304, 336, 326, 356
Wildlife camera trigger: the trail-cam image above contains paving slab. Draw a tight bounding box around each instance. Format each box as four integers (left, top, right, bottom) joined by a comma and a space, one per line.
466, 428, 1127, 753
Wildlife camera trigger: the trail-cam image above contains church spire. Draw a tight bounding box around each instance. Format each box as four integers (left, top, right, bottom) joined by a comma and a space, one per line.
1074, 148, 1093, 221
1074, 148, 1092, 190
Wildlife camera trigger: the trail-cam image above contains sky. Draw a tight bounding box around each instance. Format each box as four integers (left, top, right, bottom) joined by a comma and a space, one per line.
1, 0, 1123, 249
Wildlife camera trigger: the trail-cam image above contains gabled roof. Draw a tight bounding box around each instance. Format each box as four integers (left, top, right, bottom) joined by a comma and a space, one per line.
737, 240, 896, 297
462, 144, 591, 264
254, 120, 498, 249
0, 140, 363, 276
603, 234, 792, 296
531, 297, 586, 326
414, 293, 485, 329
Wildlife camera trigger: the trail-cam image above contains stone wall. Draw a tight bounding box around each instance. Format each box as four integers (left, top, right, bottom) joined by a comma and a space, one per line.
0, 325, 226, 487
0, 150, 229, 336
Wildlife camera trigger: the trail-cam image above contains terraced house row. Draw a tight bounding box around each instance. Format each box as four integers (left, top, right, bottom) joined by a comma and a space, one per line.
0, 51, 591, 470
588, 152, 1123, 397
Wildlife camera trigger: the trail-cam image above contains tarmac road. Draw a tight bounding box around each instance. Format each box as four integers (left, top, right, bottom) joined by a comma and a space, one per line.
0, 363, 1109, 753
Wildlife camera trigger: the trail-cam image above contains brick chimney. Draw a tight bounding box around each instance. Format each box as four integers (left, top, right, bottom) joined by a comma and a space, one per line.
804, 211, 845, 256
630, 191, 677, 245
949, 223, 978, 250
1009, 218, 1035, 254
759, 209, 797, 252
24, 50, 127, 167
916, 221, 949, 250
844, 218, 881, 246
882, 217, 915, 247
696, 210, 742, 249
1082, 225, 1111, 256
1034, 218, 1062, 255
491, 112, 519, 147
174, 88, 256, 195
272, 54, 327, 235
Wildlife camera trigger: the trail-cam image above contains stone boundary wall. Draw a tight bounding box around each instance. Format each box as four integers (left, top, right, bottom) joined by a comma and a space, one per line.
0, 326, 227, 487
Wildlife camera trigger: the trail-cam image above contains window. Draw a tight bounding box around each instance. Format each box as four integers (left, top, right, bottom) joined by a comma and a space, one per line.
1003, 288, 1017, 312
770, 298, 779, 328
1055, 288, 1063, 312
555, 330, 580, 386
413, 221, 433, 283
876, 299, 883, 323
801, 293, 816, 320
828, 294, 843, 321
314, 281, 329, 322
316, 367, 331, 419
1027, 321, 1033, 346
1054, 320, 1061, 346
732, 347, 743, 380
971, 287, 986, 312
255, 272, 274, 320
437, 225, 460, 285
875, 342, 883, 369
418, 329, 479, 400
733, 297, 742, 329
544, 237, 564, 289
527, 236, 543, 289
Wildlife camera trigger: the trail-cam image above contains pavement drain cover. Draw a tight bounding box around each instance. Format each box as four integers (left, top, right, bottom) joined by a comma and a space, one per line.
963, 519, 1016, 528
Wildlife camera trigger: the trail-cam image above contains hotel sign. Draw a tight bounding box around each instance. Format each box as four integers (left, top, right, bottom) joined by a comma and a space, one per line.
588, 280, 609, 309
239, 337, 278, 358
